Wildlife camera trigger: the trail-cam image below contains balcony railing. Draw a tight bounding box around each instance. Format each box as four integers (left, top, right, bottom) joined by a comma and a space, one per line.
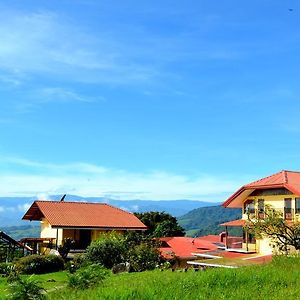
245, 208, 297, 221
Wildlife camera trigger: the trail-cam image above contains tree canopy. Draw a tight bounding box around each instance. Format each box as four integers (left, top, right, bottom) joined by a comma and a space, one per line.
134, 211, 185, 237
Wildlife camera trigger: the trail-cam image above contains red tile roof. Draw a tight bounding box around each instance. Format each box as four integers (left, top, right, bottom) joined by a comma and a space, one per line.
22, 200, 147, 230
220, 219, 245, 227
223, 170, 300, 208
159, 236, 220, 259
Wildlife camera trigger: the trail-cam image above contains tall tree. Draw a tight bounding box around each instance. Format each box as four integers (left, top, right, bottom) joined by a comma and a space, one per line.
134, 211, 185, 237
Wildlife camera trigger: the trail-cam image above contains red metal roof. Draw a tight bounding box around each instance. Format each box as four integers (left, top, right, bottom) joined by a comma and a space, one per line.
197, 235, 221, 243
159, 236, 220, 259
22, 200, 147, 230
220, 219, 245, 227
223, 170, 300, 208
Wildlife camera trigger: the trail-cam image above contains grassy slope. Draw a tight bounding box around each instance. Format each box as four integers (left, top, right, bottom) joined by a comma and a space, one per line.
2, 256, 300, 299
48, 256, 300, 300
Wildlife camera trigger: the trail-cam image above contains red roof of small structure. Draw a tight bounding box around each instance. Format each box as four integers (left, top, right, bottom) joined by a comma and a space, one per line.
220, 219, 245, 227
22, 200, 147, 230
223, 170, 300, 208
159, 236, 220, 259
197, 235, 221, 243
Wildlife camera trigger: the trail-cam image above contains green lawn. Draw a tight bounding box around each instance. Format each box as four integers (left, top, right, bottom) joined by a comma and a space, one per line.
2, 256, 300, 300
0, 271, 68, 299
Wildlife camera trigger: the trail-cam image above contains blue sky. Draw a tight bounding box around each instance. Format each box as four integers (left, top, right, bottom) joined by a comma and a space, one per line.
0, 0, 300, 201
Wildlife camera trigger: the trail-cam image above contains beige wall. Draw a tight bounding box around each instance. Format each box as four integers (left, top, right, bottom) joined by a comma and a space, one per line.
242, 193, 297, 254
40, 219, 63, 246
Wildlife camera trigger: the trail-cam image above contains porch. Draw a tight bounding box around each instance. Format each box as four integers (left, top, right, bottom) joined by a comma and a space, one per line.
220, 219, 257, 253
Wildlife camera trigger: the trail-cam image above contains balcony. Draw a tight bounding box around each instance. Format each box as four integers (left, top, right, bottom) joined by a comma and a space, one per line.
244, 208, 298, 221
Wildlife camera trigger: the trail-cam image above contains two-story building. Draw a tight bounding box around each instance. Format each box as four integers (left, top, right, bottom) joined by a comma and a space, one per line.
222, 170, 300, 254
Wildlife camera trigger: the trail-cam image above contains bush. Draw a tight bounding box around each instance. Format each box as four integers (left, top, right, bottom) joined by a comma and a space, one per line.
0, 262, 14, 276
68, 264, 109, 289
8, 275, 45, 300
86, 233, 126, 269
66, 253, 89, 273
16, 255, 64, 274
127, 243, 160, 272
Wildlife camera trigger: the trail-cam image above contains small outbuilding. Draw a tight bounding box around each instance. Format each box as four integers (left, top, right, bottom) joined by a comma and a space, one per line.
22, 200, 147, 249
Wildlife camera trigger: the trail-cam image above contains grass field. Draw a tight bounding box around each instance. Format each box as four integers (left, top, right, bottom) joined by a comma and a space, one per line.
0, 271, 67, 299
2, 256, 300, 299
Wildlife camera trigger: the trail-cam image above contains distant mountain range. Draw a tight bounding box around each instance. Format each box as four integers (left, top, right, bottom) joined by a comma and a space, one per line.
0, 195, 218, 227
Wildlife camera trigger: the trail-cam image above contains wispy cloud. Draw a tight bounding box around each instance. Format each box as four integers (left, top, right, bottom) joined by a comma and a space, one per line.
0, 10, 159, 86
11, 87, 105, 113
0, 155, 245, 201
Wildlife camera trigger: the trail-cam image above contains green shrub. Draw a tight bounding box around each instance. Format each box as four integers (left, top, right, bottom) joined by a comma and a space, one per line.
0, 262, 14, 276
16, 255, 64, 274
8, 275, 45, 300
86, 233, 126, 269
128, 243, 160, 272
68, 264, 109, 289
66, 253, 89, 273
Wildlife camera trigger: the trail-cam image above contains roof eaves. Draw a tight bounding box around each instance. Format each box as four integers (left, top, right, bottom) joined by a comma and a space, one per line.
50, 225, 147, 230
284, 183, 300, 196
222, 186, 246, 207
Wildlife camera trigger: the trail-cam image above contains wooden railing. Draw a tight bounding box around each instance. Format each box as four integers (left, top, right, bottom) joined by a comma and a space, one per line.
245, 208, 296, 221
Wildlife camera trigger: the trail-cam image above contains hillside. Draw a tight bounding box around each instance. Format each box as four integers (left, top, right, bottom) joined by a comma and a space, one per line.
178, 205, 242, 237
1, 225, 40, 241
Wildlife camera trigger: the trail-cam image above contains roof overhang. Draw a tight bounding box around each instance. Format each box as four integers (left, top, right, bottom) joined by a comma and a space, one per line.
51, 226, 147, 231
222, 188, 254, 208
22, 202, 44, 221
223, 183, 300, 208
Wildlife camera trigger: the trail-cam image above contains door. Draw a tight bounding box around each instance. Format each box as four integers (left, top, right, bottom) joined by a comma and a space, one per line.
79, 230, 91, 249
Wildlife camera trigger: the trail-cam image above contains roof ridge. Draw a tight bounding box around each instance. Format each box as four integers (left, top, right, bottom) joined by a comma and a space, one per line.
35, 200, 107, 205
283, 170, 288, 184
35, 200, 135, 215
246, 170, 284, 186
281, 170, 300, 174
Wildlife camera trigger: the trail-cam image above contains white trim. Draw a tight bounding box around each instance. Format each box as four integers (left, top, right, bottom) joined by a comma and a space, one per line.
187, 261, 238, 269
191, 253, 222, 259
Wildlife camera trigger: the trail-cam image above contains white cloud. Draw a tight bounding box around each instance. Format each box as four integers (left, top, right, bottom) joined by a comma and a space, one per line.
0, 203, 31, 214
17, 203, 31, 212
0, 155, 245, 201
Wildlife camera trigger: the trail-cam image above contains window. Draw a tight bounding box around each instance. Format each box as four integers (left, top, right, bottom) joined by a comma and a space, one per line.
296, 198, 300, 214
257, 199, 265, 219
284, 198, 292, 213
244, 200, 255, 214
258, 199, 264, 213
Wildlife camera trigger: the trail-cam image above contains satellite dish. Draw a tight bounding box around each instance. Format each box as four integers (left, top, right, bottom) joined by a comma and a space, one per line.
60, 194, 66, 202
